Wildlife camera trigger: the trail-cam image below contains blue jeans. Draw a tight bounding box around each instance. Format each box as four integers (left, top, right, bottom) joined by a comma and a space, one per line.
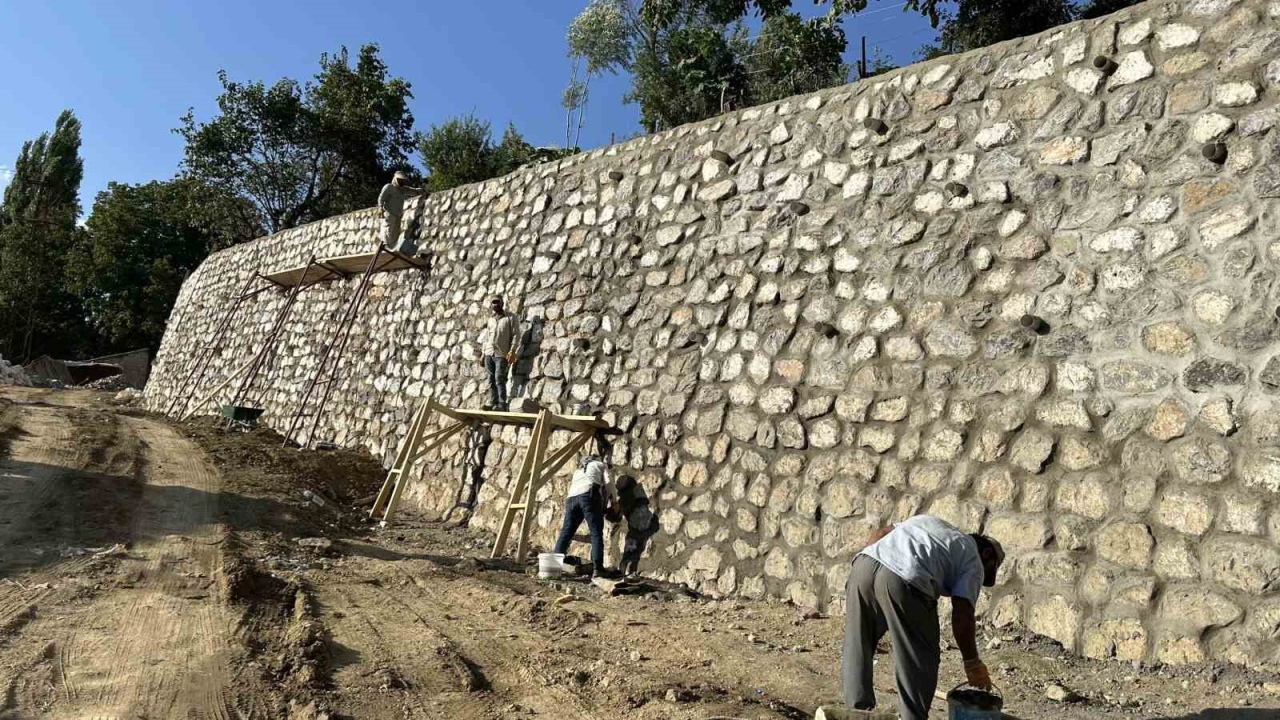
554, 492, 605, 569
483, 355, 509, 408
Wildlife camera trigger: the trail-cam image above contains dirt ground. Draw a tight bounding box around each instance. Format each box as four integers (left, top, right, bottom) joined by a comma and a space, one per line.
1, 386, 1279, 720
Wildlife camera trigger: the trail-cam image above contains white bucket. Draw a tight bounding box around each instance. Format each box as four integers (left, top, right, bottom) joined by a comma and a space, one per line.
537, 553, 566, 579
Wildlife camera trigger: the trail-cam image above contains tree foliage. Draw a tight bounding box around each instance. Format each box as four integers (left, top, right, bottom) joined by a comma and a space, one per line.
68, 179, 261, 353
0, 110, 89, 361
569, 0, 634, 74
743, 12, 848, 105
647, 0, 949, 28
178, 44, 415, 234
927, 0, 1076, 55
569, 1, 847, 133
418, 117, 549, 192
1077, 0, 1143, 19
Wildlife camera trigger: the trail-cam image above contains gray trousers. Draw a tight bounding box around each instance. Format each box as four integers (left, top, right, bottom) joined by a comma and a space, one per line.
842, 555, 941, 720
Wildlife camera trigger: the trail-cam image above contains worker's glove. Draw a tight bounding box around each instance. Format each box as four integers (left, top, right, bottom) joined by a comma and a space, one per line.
505, 352, 517, 364
963, 657, 993, 690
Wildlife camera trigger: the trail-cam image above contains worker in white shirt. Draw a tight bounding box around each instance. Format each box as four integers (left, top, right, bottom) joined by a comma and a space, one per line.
840, 515, 1005, 720
378, 171, 427, 253
481, 297, 521, 411
553, 454, 619, 577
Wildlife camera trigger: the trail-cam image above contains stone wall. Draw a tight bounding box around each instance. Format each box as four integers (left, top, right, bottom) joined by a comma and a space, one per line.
146, 0, 1280, 666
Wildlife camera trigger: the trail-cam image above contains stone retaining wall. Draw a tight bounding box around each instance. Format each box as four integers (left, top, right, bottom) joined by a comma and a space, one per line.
146, 0, 1280, 666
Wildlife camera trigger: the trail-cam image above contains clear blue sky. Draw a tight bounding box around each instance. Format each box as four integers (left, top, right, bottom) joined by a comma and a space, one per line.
0, 0, 939, 211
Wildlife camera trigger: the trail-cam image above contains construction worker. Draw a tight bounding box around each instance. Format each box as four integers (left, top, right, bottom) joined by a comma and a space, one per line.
378, 170, 427, 254
481, 297, 521, 411
840, 514, 1005, 720
553, 453, 619, 577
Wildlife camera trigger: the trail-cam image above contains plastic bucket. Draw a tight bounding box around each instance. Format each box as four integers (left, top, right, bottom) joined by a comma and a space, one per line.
537, 553, 566, 579
947, 685, 1003, 720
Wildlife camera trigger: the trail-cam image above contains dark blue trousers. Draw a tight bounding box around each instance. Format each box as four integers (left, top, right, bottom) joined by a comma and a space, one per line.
554, 492, 605, 568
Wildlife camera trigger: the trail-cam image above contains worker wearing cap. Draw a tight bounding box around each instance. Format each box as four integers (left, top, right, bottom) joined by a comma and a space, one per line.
481, 297, 521, 411
378, 171, 427, 253
841, 514, 1006, 720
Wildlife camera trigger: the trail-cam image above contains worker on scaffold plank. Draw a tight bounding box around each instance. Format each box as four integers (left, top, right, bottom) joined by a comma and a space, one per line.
481, 296, 521, 411
378, 170, 427, 254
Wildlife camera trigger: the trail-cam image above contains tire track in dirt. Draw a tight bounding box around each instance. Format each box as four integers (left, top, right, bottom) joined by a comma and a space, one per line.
321, 581, 500, 719
318, 557, 623, 720
0, 402, 242, 720
0, 403, 117, 637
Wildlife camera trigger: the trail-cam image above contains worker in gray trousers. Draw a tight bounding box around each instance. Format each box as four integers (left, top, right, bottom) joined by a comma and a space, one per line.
378, 171, 427, 254
841, 515, 1005, 720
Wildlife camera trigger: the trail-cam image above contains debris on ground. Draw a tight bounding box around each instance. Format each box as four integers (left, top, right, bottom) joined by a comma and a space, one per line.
85, 374, 129, 391
113, 387, 143, 405
297, 537, 334, 551
0, 354, 31, 386
1046, 682, 1083, 703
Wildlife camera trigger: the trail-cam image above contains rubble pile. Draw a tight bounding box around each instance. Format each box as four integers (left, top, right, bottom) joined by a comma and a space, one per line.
0, 355, 31, 386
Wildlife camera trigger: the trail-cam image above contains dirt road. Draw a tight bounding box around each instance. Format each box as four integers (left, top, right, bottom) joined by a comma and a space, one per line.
1, 387, 1279, 719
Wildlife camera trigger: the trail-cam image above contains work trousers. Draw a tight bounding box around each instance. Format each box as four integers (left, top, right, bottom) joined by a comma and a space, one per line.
382, 215, 420, 256
553, 491, 605, 569
483, 355, 509, 409
842, 554, 941, 720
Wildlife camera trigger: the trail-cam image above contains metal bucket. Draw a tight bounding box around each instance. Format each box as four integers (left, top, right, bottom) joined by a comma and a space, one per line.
947, 685, 1003, 720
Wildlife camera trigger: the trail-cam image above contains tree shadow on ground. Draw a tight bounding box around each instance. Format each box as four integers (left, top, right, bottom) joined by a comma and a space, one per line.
0, 457, 320, 579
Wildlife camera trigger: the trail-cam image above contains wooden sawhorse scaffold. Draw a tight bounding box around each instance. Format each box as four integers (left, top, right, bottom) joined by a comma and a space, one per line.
368, 398, 610, 561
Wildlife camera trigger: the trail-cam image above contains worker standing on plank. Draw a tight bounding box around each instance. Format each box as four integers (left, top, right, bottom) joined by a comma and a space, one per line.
378, 170, 427, 254
481, 297, 521, 411
553, 453, 619, 577
841, 514, 1005, 720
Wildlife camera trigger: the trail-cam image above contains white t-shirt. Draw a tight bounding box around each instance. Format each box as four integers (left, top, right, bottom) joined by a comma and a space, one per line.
858, 515, 984, 604
566, 459, 617, 502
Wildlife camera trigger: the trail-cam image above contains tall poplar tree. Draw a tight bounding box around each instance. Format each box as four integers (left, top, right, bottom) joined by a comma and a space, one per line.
0, 110, 89, 361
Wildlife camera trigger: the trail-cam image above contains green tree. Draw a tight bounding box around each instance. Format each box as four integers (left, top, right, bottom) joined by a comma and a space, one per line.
178, 44, 414, 234
68, 179, 262, 353
1077, 0, 1142, 19
492, 124, 538, 177
0, 110, 89, 361
631, 21, 750, 129
417, 117, 546, 191
565, 0, 635, 146
924, 0, 1076, 55
741, 12, 848, 105
648, 0, 947, 27
418, 114, 499, 192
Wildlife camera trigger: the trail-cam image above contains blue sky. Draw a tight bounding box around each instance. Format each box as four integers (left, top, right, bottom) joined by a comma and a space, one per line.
0, 1, 939, 210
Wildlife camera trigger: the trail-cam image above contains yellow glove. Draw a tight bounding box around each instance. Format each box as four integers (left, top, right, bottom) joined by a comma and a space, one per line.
964, 658, 992, 690
505, 351, 517, 364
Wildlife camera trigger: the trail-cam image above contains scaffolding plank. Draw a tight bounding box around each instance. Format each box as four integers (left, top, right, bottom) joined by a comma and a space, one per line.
262, 250, 429, 288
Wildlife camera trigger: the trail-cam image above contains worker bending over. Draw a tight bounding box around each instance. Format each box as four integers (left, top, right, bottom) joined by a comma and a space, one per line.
481, 297, 521, 411
553, 454, 619, 577
378, 171, 427, 254
842, 514, 1005, 720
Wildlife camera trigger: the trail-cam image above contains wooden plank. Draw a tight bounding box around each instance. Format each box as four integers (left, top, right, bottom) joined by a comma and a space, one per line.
529, 431, 592, 492
381, 422, 467, 523
180, 358, 255, 421
261, 250, 429, 288
515, 410, 553, 561
491, 412, 544, 558
370, 401, 433, 519
406, 420, 471, 464
449, 406, 608, 431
